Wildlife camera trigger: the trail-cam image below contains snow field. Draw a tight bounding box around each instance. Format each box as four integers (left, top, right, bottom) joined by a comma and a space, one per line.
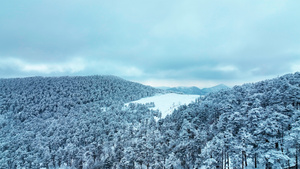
126, 93, 200, 118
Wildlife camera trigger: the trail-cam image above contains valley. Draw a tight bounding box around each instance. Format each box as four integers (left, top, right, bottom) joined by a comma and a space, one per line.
0, 73, 299, 169
126, 93, 200, 118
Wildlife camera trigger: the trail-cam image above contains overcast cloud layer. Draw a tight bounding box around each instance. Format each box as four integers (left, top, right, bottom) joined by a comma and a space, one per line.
0, 0, 299, 87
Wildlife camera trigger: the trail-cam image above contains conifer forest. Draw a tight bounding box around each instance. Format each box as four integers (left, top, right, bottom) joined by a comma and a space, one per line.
0, 73, 300, 169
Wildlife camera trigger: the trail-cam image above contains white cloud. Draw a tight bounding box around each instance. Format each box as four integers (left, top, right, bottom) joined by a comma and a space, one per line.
291, 62, 300, 73
214, 65, 238, 72
0, 57, 86, 74
23, 64, 49, 72
0, 1, 299, 87
120, 66, 143, 77
87, 59, 145, 78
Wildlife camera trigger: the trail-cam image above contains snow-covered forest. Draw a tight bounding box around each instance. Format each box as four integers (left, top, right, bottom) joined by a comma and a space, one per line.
0, 73, 300, 169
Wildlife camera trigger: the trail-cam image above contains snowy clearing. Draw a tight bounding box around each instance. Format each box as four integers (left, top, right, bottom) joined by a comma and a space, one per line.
126, 93, 200, 118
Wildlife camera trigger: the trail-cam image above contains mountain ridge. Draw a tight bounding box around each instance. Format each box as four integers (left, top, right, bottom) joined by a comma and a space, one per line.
161, 84, 230, 95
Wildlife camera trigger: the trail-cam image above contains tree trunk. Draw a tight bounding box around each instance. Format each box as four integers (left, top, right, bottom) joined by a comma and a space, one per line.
221, 149, 224, 169
255, 153, 257, 168
296, 151, 298, 169
281, 125, 284, 152
52, 156, 55, 168
244, 151, 247, 167
242, 151, 244, 169
265, 157, 270, 169
227, 152, 229, 169
224, 151, 227, 169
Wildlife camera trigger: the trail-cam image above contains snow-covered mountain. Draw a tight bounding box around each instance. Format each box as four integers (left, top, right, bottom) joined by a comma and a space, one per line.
164, 84, 229, 95
0, 75, 162, 169
200, 84, 229, 94
162, 72, 300, 168
0, 73, 299, 169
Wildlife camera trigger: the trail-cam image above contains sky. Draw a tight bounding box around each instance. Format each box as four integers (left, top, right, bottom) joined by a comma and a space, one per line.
0, 0, 299, 88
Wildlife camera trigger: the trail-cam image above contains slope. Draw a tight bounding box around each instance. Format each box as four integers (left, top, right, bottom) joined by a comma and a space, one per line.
0, 75, 161, 118
160, 72, 300, 168
126, 93, 200, 118
0, 75, 162, 168
1, 73, 299, 169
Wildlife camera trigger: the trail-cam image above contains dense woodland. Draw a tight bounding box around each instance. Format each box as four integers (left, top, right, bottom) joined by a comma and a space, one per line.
0, 73, 300, 169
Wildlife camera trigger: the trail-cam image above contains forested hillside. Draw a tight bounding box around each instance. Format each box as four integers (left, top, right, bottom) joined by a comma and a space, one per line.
0, 76, 161, 168
0, 73, 299, 169
160, 72, 300, 168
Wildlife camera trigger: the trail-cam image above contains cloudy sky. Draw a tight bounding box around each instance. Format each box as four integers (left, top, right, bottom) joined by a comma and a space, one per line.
0, 0, 299, 87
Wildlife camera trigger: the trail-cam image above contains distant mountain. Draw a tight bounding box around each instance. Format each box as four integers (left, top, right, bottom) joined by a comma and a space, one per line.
156, 86, 172, 90
200, 84, 230, 94
165, 86, 202, 95
164, 84, 229, 95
